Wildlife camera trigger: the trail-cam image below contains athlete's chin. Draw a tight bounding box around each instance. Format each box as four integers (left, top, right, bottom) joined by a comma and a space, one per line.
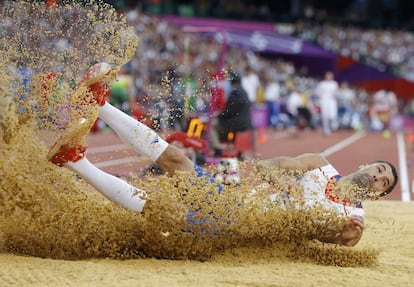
350, 184, 369, 201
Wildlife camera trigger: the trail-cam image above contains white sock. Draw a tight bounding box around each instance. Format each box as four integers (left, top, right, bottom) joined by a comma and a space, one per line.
99, 103, 168, 162
67, 157, 146, 212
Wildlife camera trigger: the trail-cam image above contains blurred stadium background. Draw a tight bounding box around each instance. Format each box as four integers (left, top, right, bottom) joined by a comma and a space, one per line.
89, 0, 414, 144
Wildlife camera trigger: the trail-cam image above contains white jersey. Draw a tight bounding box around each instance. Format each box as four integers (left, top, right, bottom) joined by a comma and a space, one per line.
254, 165, 365, 218
298, 165, 365, 218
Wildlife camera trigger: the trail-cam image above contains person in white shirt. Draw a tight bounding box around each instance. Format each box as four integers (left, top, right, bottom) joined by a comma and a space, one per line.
371, 89, 398, 131
286, 88, 303, 123
337, 81, 356, 129
314, 71, 339, 135
241, 66, 261, 104
263, 74, 281, 128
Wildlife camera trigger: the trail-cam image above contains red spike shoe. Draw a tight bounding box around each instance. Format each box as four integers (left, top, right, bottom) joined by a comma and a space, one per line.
47, 112, 98, 166
73, 62, 115, 106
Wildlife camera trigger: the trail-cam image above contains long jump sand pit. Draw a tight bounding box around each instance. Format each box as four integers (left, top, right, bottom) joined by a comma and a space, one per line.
0, 201, 413, 287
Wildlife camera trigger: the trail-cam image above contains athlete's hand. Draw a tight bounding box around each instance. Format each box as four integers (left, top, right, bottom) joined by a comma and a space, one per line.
336, 215, 365, 247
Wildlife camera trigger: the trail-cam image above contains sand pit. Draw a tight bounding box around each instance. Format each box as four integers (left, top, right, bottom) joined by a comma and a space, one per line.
0, 201, 412, 287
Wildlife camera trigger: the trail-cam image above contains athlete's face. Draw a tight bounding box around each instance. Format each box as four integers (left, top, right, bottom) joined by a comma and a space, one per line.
349, 162, 395, 200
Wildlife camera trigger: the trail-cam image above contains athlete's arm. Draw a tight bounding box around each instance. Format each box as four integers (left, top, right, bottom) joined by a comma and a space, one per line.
257, 153, 329, 171
256, 153, 329, 184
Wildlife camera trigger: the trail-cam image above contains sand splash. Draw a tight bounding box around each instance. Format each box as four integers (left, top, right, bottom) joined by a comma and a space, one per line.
0, 0, 380, 267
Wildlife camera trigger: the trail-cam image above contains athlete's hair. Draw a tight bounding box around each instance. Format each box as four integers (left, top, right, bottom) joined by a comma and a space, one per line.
228, 71, 241, 84
372, 160, 398, 197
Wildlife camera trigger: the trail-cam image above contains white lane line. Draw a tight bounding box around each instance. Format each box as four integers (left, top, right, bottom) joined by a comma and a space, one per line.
88, 144, 130, 154
397, 131, 411, 202
320, 131, 366, 157
94, 156, 148, 168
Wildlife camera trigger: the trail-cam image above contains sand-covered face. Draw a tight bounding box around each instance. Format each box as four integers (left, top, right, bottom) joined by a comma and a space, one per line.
346, 162, 396, 200
0, 0, 380, 267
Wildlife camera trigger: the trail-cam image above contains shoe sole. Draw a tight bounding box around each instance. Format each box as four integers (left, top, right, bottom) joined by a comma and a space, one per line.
46, 108, 99, 162
71, 63, 115, 102
84, 62, 114, 86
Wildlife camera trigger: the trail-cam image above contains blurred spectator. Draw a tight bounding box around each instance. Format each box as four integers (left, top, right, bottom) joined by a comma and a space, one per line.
241, 66, 261, 104
293, 21, 414, 82
337, 81, 357, 129
314, 71, 339, 136
297, 89, 316, 131
352, 88, 370, 130
370, 89, 399, 131
286, 87, 303, 130
165, 67, 186, 131
207, 61, 227, 113
209, 71, 252, 156
263, 72, 281, 129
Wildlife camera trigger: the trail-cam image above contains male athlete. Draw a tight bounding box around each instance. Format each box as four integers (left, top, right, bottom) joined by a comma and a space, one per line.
46, 63, 398, 247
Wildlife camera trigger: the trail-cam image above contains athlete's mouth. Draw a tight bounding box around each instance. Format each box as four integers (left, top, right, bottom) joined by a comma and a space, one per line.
356, 174, 373, 189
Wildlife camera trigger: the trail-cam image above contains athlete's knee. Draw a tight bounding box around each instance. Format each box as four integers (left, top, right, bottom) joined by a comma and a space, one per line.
156, 145, 194, 174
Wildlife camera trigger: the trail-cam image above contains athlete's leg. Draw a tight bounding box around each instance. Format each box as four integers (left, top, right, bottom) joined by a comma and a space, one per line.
46, 63, 148, 212
67, 156, 146, 212
47, 114, 147, 212
73, 63, 194, 175
98, 102, 194, 175
47, 63, 195, 212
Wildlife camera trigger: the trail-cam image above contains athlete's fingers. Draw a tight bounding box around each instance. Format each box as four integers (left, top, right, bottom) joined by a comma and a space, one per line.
351, 215, 365, 229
